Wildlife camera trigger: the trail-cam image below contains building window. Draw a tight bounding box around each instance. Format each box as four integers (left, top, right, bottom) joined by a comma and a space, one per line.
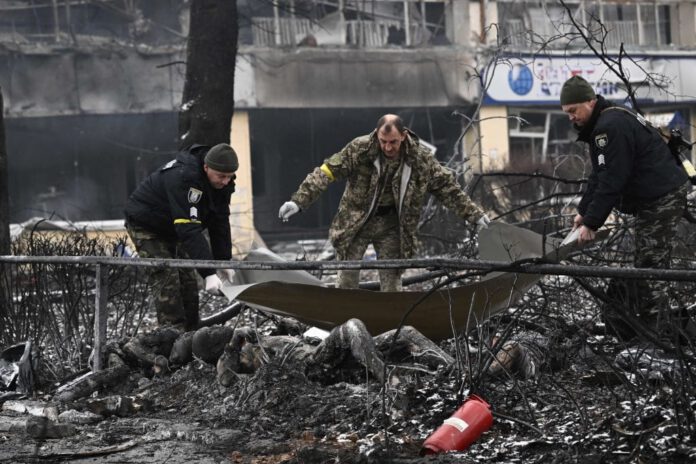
509, 110, 548, 167
497, 1, 672, 50
509, 109, 586, 168
598, 2, 671, 48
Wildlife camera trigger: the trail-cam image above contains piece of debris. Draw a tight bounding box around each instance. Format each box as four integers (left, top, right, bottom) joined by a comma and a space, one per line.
169, 331, 195, 365
487, 331, 549, 379
421, 395, 494, 454
58, 409, 104, 425
2, 400, 59, 421
85, 395, 151, 417
192, 325, 234, 363
615, 344, 685, 381
0, 341, 36, 395
25, 416, 76, 439
123, 326, 181, 374
54, 365, 131, 403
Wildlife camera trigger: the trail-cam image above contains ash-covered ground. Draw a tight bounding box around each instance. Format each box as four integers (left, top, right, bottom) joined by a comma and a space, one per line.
2, 241, 696, 464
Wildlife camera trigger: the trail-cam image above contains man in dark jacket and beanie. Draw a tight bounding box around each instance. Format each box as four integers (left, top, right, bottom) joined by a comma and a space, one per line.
125, 143, 239, 330
560, 75, 689, 339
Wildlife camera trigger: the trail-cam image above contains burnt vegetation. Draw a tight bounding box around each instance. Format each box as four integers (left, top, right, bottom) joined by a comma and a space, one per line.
0, 183, 695, 463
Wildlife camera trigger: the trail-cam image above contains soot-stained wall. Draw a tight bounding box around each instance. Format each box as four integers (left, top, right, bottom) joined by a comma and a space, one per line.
6, 112, 178, 223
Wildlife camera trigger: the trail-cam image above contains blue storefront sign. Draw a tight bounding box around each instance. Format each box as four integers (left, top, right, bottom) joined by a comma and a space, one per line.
482, 55, 696, 106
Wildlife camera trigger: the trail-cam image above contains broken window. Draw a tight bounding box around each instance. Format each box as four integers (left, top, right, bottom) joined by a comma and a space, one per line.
508, 108, 586, 168
0, 1, 188, 45
239, 0, 447, 48
508, 110, 548, 167
496, 0, 674, 50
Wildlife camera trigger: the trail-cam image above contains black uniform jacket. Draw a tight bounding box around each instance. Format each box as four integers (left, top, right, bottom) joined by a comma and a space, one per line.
124, 145, 235, 277
576, 95, 687, 230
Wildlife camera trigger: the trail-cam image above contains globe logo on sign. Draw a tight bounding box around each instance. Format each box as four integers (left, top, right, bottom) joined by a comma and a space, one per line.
508, 64, 533, 96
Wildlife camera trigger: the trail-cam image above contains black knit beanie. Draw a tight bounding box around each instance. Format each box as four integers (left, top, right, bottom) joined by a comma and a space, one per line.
560, 76, 596, 105
204, 144, 239, 173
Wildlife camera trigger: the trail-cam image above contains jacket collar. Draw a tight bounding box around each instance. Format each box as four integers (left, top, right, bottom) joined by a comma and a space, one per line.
576, 95, 613, 143
177, 144, 210, 166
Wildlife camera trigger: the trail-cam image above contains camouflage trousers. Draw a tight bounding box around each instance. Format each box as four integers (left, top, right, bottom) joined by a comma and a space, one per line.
126, 223, 200, 331
604, 182, 689, 340
336, 210, 402, 292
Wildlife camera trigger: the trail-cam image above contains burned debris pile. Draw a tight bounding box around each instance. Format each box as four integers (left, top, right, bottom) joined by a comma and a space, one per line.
1, 222, 696, 463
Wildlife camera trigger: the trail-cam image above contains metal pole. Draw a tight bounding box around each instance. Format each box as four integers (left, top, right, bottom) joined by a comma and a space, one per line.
420, 0, 426, 44
636, 3, 644, 45
1, 254, 696, 283
64, 0, 71, 34
273, 0, 281, 46
403, 1, 411, 46
92, 264, 108, 372
51, 0, 60, 42
289, 0, 296, 45
338, 0, 345, 45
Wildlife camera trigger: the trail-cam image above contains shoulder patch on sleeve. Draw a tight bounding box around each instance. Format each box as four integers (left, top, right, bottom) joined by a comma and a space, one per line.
188, 187, 203, 204
594, 133, 608, 148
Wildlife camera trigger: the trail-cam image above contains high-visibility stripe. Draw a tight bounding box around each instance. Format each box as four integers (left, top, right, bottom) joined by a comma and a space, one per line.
174, 218, 202, 224
320, 164, 335, 182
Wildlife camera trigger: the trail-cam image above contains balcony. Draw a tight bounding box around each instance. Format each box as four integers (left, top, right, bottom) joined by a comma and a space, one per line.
497, 0, 675, 51
251, 15, 429, 48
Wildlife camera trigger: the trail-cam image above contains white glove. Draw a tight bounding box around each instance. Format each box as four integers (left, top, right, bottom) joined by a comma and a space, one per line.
205, 274, 223, 295
477, 214, 491, 230
218, 268, 236, 284
278, 201, 300, 222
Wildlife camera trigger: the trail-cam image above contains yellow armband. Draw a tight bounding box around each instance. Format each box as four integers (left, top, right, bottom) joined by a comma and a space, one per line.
320, 164, 335, 182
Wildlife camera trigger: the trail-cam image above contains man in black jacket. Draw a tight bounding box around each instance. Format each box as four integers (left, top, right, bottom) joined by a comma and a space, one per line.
560, 75, 689, 338
125, 143, 238, 330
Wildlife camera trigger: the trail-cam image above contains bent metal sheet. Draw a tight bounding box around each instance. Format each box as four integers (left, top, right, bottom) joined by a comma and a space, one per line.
221, 222, 575, 341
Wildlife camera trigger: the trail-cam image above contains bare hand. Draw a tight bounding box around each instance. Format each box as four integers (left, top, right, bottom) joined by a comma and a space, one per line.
577, 225, 596, 245
572, 214, 583, 230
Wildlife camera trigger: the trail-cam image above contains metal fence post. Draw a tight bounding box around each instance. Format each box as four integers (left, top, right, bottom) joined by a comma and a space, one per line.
92, 264, 108, 372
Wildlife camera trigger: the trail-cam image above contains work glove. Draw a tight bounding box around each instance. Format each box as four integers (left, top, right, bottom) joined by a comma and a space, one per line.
204, 274, 223, 295
218, 268, 236, 284
279, 201, 300, 222
477, 214, 491, 230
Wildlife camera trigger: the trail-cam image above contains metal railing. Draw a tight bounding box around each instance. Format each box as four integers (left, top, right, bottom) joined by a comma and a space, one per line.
2, 253, 696, 374
251, 17, 314, 47
250, 16, 423, 48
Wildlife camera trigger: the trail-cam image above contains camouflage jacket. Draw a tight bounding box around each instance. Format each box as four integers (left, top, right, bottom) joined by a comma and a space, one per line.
291, 129, 484, 258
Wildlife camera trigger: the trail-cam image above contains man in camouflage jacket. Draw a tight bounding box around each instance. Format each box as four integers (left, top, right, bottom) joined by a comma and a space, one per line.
278, 114, 489, 291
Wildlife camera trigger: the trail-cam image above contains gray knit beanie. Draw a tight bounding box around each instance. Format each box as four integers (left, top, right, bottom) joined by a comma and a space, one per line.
204, 144, 238, 173
560, 76, 596, 105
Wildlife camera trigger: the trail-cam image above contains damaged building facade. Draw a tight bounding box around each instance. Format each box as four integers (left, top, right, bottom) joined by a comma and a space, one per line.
1, 0, 695, 243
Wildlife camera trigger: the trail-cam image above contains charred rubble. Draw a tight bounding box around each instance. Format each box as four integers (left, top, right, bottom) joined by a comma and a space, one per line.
1, 219, 696, 462
2, 286, 696, 463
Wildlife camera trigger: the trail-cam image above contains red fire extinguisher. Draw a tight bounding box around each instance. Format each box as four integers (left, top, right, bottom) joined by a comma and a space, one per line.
420, 395, 493, 455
